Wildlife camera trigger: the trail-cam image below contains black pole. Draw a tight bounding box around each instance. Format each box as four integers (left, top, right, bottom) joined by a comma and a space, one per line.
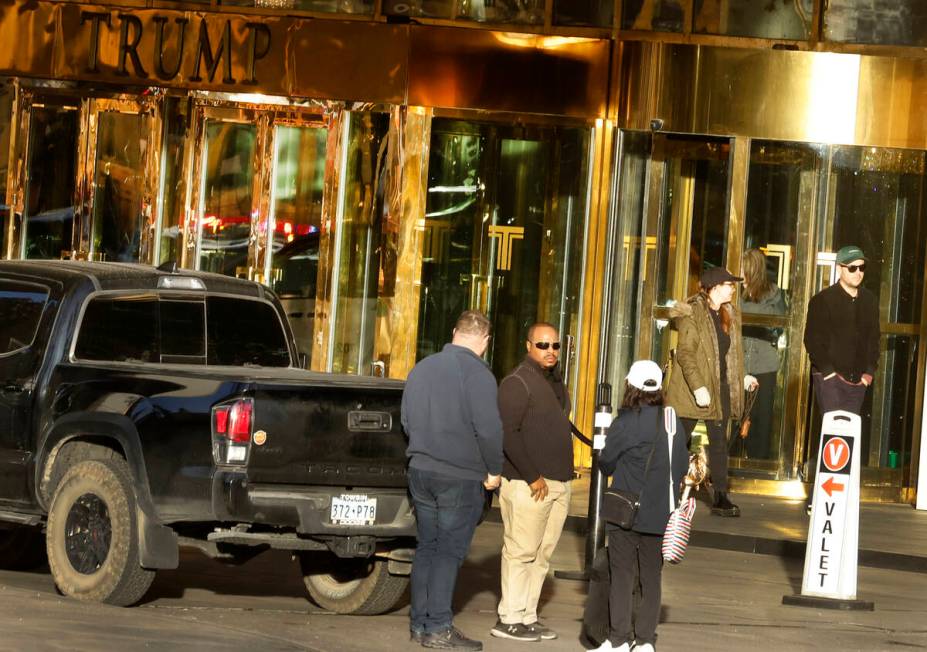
555, 382, 612, 581
556, 132, 622, 581
585, 382, 612, 567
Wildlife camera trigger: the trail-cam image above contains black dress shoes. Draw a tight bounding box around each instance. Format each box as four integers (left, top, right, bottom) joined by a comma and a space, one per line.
711, 491, 741, 517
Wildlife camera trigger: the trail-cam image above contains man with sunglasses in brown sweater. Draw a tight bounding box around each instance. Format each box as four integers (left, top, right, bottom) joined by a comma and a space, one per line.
491, 322, 574, 643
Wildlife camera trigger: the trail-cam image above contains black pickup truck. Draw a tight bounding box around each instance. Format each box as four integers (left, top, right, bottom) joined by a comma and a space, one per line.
0, 261, 414, 613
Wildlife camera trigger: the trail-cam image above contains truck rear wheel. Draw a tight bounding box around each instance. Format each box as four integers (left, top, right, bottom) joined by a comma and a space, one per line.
299, 553, 409, 615
0, 526, 46, 570
46, 458, 155, 606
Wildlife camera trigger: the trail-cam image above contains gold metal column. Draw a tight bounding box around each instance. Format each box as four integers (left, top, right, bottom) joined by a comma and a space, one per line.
725, 137, 749, 276
635, 137, 664, 360
74, 97, 94, 259
373, 105, 431, 380
140, 99, 164, 266
250, 112, 273, 283
4, 82, 25, 260
572, 118, 615, 469
311, 105, 347, 372
180, 105, 206, 271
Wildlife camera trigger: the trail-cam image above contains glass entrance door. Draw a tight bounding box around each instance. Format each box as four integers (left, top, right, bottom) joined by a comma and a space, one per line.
187, 103, 328, 367
644, 134, 734, 366
396, 118, 589, 381
189, 107, 259, 277
17, 98, 80, 260
801, 146, 927, 495
323, 114, 592, 386
264, 122, 327, 365
85, 99, 160, 263
737, 141, 824, 480
739, 141, 926, 494
606, 133, 927, 497
11, 93, 160, 263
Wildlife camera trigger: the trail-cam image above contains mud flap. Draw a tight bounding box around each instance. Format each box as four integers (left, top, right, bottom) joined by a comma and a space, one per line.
137, 507, 179, 569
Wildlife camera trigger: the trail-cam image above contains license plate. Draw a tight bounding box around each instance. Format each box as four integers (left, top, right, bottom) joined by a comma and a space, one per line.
330, 494, 377, 525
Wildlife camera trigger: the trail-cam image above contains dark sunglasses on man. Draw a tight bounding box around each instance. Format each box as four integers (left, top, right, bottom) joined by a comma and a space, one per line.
534, 341, 561, 351
841, 263, 866, 273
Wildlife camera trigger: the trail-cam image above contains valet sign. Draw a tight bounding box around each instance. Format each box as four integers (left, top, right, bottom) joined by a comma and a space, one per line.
801, 411, 862, 600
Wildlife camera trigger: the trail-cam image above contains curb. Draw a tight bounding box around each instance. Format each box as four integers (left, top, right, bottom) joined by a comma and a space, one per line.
484, 509, 927, 574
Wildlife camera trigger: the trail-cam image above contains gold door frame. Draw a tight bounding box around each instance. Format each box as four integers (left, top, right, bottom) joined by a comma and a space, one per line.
82, 97, 163, 264
725, 138, 823, 487
6, 88, 163, 263
6, 89, 81, 260
182, 101, 326, 278
262, 112, 327, 287
638, 134, 735, 360
183, 104, 263, 276
629, 133, 824, 489
635, 134, 922, 500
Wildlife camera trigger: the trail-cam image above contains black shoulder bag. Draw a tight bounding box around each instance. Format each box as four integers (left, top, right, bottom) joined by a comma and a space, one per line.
601, 411, 661, 530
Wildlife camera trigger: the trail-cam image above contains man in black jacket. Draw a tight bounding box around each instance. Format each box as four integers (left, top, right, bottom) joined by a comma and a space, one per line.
803, 245, 880, 511
403, 310, 504, 651
491, 322, 573, 643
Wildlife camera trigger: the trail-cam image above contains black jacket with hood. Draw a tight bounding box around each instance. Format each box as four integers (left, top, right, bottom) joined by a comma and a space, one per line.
599, 405, 689, 535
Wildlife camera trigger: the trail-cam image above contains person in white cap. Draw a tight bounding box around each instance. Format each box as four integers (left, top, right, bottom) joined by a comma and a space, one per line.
593, 360, 688, 652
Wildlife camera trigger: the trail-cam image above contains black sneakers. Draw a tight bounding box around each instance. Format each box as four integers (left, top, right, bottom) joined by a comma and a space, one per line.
490, 620, 542, 642
421, 627, 483, 650
524, 621, 557, 640
711, 491, 741, 517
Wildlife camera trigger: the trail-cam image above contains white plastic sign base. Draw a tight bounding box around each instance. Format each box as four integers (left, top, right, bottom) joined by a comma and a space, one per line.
783, 410, 873, 611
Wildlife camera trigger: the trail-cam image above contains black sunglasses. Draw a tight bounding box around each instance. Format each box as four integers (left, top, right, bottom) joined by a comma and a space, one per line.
534, 341, 561, 351
841, 263, 866, 273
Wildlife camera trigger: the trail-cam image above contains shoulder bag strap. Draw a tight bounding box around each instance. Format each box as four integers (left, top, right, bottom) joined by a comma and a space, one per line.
637, 410, 660, 507
511, 370, 531, 398
664, 406, 677, 512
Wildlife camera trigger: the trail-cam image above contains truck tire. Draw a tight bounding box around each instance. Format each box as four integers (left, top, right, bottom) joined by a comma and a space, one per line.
300, 553, 409, 615
0, 526, 47, 570
46, 458, 155, 606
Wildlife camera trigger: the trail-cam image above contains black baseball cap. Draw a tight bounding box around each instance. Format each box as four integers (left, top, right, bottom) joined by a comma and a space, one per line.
700, 266, 743, 290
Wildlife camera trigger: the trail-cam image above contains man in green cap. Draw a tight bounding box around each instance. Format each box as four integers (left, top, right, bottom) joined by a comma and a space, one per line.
802, 245, 880, 510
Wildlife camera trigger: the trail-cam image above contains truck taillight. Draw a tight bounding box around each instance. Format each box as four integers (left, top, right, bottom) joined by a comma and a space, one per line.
228, 401, 253, 443
212, 398, 254, 465
214, 406, 231, 434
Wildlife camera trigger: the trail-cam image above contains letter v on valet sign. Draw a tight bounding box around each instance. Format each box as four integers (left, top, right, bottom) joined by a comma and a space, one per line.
783, 411, 874, 610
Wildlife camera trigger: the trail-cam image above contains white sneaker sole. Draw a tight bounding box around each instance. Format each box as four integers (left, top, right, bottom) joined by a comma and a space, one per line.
489, 628, 541, 642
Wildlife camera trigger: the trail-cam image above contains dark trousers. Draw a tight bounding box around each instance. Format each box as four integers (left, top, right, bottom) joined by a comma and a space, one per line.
744, 371, 777, 460
606, 528, 664, 647
408, 467, 485, 634
805, 373, 868, 506
681, 383, 732, 492
582, 551, 611, 647
812, 372, 867, 414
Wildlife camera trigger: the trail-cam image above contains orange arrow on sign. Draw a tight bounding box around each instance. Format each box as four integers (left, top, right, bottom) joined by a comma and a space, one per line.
822, 476, 845, 497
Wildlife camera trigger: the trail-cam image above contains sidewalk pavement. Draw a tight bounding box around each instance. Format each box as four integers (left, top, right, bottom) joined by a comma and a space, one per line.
489, 473, 927, 573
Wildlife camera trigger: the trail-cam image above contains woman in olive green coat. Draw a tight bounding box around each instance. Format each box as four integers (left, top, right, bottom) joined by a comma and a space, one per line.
665, 267, 758, 516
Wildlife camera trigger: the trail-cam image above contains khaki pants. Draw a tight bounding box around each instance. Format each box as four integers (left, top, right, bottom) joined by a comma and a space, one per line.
497, 477, 571, 625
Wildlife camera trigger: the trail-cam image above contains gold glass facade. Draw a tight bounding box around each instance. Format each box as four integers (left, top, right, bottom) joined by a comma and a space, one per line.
606, 42, 927, 501
1, 0, 926, 503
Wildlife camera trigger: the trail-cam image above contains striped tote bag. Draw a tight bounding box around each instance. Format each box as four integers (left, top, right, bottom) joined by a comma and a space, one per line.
662, 484, 696, 564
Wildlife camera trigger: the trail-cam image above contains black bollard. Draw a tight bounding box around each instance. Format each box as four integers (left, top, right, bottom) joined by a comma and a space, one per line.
555, 382, 612, 581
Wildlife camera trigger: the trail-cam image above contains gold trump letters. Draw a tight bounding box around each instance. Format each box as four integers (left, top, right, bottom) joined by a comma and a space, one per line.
79, 10, 271, 85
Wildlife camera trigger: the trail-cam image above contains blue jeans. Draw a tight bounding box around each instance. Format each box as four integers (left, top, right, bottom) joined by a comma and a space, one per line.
408, 467, 485, 634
